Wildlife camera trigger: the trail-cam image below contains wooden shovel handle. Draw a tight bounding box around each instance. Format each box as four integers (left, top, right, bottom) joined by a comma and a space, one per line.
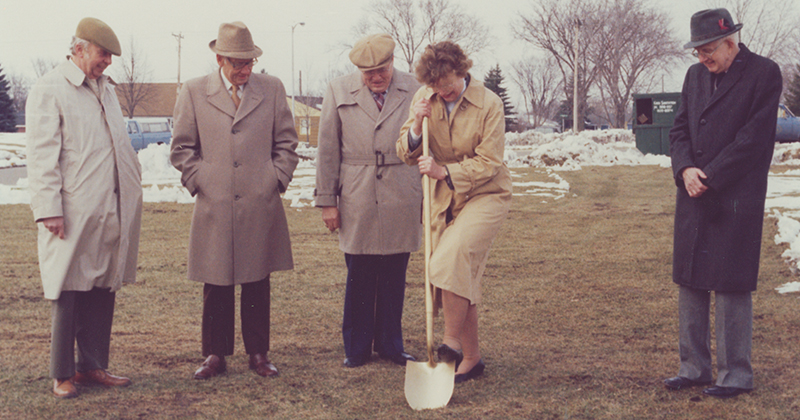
422, 117, 435, 366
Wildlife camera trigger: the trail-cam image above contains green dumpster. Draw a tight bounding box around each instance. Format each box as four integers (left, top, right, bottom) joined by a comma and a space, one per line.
632, 92, 681, 156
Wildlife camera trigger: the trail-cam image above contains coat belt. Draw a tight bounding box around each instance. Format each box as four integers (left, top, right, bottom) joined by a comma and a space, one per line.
341, 151, 403, 166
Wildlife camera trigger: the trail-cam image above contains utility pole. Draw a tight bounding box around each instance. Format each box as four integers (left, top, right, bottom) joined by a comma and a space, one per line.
573, 19, 581, 133
172, 32, 184, 94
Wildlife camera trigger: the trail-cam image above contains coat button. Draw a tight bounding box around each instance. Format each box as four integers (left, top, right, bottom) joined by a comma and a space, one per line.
696, 149, 704, 157
235, 195, 241, 200
376, 174, 383, 180
699, 119, 707, 125
234, 162, 240, 168
231, 128, 237, 134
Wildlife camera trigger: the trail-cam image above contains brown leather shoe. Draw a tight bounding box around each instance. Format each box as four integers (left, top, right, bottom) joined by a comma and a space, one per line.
53, 378, 78, 399
249, 354, 279, 377
72, 369, 132, 387
194, 355, 226, 380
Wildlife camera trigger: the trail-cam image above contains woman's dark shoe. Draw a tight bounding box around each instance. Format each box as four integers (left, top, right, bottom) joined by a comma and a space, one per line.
454, 359, 485, 383
436, 344, 464, 370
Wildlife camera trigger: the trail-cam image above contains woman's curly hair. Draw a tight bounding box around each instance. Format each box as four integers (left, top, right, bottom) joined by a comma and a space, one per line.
414, 41, 473, 86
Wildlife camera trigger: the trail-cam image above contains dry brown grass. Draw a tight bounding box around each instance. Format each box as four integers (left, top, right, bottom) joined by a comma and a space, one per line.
1, 165, 799, 419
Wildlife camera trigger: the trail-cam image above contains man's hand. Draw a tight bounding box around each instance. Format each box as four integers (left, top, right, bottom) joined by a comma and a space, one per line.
41, 216, 65, 239
681, 167, 709, 198
322, 206, 340, 232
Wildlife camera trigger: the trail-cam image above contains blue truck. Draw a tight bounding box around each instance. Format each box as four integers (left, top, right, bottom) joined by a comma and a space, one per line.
125, 118, 172, 151
777, 104, 800, 143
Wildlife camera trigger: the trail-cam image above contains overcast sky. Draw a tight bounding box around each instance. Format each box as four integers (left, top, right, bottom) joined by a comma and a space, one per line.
1, 0, 702, 105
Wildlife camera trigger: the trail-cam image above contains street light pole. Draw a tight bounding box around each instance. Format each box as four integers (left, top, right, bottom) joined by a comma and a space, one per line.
291, 22, 305, 119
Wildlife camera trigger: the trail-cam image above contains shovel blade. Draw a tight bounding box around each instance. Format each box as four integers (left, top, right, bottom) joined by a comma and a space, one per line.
404, 360, 455, 410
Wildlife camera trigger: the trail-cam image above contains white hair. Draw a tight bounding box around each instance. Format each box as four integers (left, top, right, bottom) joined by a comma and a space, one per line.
724, 32, 740, 45
69, 36, 90, 55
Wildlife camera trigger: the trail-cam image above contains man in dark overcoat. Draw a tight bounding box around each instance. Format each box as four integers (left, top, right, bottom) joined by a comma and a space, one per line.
664, 8, 782, 399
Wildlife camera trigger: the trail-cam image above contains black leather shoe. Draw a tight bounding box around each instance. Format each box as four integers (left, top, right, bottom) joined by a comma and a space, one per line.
454, 359, 485, 383
663, 376, 712, 390
703, 386, 751, 399
436, 344, 464, 370
380, 352, 416, 366
343, 357, 366, 368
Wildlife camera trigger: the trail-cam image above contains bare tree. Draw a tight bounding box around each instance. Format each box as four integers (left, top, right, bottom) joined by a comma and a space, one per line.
513, 0, 609, 131
357, 0, 491, 71
115, 38, 156, 118
7, 72, 30, 113
704, 0, 800, 67
596, 0, 685, 128
31, 58, 59, 79
511, 56, 562, 129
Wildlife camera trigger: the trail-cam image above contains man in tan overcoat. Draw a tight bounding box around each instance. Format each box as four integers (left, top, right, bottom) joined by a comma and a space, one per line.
26, 17, 143, 399
315, 34, 422, 368
171, 21, 298, 380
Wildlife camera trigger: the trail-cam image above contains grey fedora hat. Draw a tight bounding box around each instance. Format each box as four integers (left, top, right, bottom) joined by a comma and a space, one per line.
684, 8, 743, 49
209, 21, 262, 59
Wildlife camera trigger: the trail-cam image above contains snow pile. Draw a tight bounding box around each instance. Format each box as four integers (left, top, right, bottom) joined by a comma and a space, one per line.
505, 129, 671, 170
0, 133, 26, 169
773, 142, 800, 165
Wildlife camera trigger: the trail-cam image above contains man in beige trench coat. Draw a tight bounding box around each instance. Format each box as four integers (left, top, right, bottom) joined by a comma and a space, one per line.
26, 17, 143, 399
171, 21, 298, 380
315, 34, 422, 368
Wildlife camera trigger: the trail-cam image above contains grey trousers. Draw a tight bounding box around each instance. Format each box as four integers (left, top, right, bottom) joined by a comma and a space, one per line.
50, 288, 116, 380
677, 286, 753, 389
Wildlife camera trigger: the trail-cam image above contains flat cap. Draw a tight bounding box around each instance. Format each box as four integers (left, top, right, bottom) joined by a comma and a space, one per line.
75, 17, 121, 56
349, 34, 395, 71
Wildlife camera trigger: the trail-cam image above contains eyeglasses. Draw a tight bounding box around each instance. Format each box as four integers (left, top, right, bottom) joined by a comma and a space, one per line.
362, 64, 392, 78
691, 41, 724, 59
227, 58, 258, 70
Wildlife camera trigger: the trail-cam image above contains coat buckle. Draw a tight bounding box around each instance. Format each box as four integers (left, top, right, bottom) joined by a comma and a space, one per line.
375, 151, 385, 167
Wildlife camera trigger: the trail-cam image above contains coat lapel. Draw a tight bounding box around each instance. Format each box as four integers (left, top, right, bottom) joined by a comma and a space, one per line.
703, 46, 750, 113
376, 70, 409, 126
350, 80, 380, 122
234, 78, 265, 125
206, 72, 236, 118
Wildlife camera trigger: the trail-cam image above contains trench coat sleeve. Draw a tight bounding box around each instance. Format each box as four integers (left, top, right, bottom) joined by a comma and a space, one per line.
444, 91, 506, 195
669, 71, 694, 184
26, 84, 65, 222
170, 83, 204, 196
700, 63, 782, 191
315, 82, 342, 207
270, 81, 299, 193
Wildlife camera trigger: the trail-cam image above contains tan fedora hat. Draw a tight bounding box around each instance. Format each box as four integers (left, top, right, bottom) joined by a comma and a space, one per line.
209, 21, 263, 59
75, 17, 121, 56
349, 33, 395, 71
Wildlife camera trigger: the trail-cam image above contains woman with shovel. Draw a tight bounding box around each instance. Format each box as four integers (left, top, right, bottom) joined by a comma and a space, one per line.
397, 41, 512, 384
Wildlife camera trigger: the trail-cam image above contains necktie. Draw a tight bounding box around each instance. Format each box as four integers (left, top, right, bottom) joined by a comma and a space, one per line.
373, 91, 385, 111
231, 84, 241, 109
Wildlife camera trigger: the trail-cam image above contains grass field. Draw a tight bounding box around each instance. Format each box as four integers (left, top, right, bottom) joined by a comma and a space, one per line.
1, 165, 799, 419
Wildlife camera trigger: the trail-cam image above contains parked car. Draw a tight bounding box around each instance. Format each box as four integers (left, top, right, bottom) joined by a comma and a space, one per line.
777, 104, 800, 143
125, 117, 172, 151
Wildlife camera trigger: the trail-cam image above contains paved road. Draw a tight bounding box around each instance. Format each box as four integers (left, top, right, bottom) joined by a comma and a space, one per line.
0, 166, 27, 185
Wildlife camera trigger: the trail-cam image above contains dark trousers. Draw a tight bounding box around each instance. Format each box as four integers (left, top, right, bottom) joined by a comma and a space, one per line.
202, 276, 270, 356
50, 288, 116, 380
342, 253, 409, 361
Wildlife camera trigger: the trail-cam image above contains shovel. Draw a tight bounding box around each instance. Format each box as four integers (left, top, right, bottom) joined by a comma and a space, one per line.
404, 117, 455, 410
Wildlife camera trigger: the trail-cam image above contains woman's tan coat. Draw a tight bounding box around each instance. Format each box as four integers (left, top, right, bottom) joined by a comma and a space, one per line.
397, 76, 511, 304
26, 60, 143, 300
315, 70, 422, 254
171, 72, 298, 286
